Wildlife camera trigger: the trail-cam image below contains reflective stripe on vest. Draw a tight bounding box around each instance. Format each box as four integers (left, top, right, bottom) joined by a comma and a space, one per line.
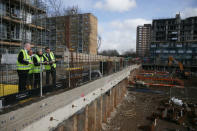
43, 52, 56, 70
16, 49, 31, 70
32, 55, 44, 73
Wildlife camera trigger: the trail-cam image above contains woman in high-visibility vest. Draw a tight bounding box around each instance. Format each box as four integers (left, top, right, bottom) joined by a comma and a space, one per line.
32, 49, 47, 89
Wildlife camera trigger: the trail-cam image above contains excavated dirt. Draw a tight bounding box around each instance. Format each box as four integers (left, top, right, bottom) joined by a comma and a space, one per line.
103, 90, 188, 131
102, 72, 197, 131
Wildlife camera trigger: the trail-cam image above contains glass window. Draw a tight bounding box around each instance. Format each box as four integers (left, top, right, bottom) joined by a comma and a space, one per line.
156, 50, 161, 53
172, 38, 178, 40
191, 44, 197, 47
186, 50, 192, 53
160, 43, 169, 47
151, 44, 156, 48
185, 55, 191, 59
169, 50, 176, 53
163, 50, 168, 53
178, 50, 184, 53
176, 44, 182, 47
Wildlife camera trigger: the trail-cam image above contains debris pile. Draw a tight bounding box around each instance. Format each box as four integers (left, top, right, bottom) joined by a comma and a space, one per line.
144, 97, 197, 130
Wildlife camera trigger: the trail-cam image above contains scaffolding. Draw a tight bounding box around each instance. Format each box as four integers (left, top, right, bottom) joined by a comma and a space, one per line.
0, 0, 48, 96
0, 0, 47, 55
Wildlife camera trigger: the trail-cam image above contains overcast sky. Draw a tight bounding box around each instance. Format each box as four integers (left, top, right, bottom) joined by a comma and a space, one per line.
54, 0, 197, 53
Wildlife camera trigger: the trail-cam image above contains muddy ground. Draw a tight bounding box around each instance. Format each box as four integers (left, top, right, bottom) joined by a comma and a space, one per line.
102, 78, 197, 131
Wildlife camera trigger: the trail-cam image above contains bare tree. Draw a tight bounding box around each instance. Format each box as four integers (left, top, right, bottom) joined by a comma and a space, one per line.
97, 35, 102, 53
63, 5, 80, 15
47, 0, 63, 16
122, 49, 137, 58
99, 49, 120, 56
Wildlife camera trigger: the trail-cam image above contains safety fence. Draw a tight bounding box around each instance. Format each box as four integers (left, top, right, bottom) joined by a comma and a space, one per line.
0, 59, 132, 106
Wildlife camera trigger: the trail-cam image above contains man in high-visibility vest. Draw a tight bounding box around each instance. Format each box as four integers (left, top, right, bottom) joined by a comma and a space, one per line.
43, 47, 56, 87
32, 49, 46, 88
16, 43, 33, 92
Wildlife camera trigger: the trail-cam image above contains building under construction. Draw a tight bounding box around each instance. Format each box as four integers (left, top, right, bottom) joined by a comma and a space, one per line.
0, 0, 47, 59
46, 13, 98, 55
149, 14, 197, 66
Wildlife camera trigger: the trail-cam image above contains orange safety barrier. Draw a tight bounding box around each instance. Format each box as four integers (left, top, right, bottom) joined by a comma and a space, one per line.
134, 75, 184, 86
145, 83, 184, 88
129, 81, 184, 88
140, 70, 169, 74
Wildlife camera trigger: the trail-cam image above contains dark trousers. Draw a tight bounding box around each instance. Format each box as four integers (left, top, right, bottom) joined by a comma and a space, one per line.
28, 73, 33, 89
33, 73, 40, 88
17, 70, 29, 92
46, 68, 56, 87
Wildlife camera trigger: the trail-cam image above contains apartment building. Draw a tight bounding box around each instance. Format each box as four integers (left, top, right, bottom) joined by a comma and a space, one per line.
47, 13, 98, 55
136, 24, 152, 57
149, 14, 197, 66
0, 0, 47, 55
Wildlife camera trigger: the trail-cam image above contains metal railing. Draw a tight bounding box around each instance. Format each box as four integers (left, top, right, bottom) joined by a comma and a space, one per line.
0, 60, 131, 103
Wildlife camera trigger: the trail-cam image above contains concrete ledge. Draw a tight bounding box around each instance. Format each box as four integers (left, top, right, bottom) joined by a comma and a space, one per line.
0, 65, 140, 131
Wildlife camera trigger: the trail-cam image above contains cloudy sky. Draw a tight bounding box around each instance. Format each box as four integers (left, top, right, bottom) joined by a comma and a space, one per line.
59, 0, 197, 53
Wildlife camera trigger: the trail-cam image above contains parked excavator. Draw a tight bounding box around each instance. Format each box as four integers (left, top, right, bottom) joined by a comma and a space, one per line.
168, 56, 190, 79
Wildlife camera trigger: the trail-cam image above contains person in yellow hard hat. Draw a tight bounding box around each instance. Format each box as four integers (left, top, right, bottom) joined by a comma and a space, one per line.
16, 43, 33, 92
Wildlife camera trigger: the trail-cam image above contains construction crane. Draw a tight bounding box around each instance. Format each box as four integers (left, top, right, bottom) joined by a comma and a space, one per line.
168, 56, 190, 78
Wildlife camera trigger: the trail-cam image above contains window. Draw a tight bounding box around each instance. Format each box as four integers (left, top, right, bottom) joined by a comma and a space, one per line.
171, 32, 178, 34
169, 50, 176, 53
191, 43, 197, 47
185, 55, 191, 59
0, 24, 7, 39
172, 38, 178, 40
151, 44, 156, 48
176, 44, 182, 47
163, 50, 168, 53
178, 50, 184, 53
160, 43, 169, 47
0, 2, 6, 16
186, 50, 192, 53
156, 50, 161, 53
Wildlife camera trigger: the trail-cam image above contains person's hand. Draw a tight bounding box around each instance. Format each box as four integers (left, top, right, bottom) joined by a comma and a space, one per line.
29, 62, 33, 64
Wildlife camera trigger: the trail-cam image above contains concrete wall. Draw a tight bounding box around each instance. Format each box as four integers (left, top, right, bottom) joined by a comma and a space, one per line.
54, 79, 128, 131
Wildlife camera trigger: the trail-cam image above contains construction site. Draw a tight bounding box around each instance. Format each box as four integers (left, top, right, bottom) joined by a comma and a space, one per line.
0, 0, 197, 131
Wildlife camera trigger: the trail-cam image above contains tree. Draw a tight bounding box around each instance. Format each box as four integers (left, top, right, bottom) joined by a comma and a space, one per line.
122, 49, 137, 58
99, 49, 120, 56
63, 5, 80, 15
47, 0, 63, 16
97, 35, 102, 53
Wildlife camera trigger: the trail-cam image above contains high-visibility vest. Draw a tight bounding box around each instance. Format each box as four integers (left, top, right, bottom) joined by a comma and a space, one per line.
32, 54, 44, 73
16, 49, 31, 70
28, 56, 34, 74
43, 52, 56, 70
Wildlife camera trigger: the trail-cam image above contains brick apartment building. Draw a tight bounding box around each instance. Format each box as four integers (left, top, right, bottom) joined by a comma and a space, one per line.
136, 24, 152, 57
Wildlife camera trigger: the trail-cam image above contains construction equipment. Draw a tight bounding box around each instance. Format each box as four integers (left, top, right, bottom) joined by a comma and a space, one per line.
168, 56, 190, 78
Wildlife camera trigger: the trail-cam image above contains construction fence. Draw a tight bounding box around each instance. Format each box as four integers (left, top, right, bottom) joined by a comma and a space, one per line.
0, 52, 132, 100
